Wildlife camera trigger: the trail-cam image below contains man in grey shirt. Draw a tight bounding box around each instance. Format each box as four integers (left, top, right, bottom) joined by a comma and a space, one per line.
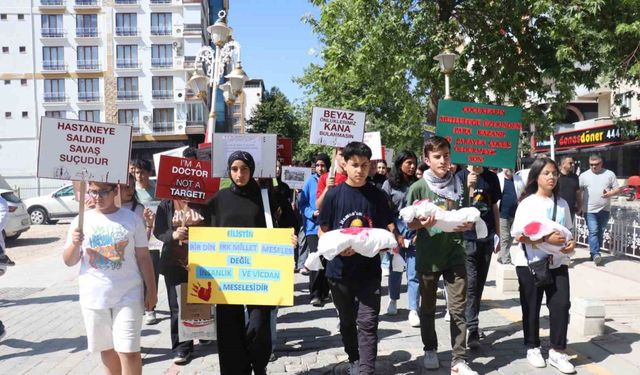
579, 154, 621, 265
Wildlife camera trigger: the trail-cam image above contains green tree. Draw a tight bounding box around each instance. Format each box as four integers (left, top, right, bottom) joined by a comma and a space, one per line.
247, 86, 304, 151
297, 0, 640, 151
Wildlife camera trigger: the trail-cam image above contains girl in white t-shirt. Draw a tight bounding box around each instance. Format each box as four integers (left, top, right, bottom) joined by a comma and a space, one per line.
63, 181, 157, 375
511, 158, 576, 374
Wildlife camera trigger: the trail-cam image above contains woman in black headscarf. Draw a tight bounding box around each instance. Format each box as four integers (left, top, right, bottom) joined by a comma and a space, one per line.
206, 151, 296, 375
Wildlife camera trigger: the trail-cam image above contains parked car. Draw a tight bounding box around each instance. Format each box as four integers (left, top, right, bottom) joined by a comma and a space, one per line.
24, 185, 79, 225
1, 189, 31, 241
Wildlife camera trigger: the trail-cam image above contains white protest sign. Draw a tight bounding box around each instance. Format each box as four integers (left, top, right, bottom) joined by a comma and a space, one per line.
281, 166, 312, 190
212, 133, 277, 178
37, 117, 132, 183
153, 146, 188, 175
310, 106, 366, 147
385, 148, 395, 165
364, 131, 383, 160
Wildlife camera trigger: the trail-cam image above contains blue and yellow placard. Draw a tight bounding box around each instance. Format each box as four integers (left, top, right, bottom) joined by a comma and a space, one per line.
187, 227, 294, 306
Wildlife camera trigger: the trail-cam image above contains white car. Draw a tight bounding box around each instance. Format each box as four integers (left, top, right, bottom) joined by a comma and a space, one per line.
1, 189, 31, 241
25, 185, 79, 225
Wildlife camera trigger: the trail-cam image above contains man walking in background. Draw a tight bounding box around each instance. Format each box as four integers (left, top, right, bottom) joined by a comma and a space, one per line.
558, 156, 582, 225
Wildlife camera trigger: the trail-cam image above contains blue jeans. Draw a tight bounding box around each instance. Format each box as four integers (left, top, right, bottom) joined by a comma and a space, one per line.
388, 246, 420, 311
586, 211, 610, 257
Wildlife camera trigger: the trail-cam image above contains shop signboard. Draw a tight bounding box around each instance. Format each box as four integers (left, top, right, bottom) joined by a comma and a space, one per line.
534, 124, 623, 152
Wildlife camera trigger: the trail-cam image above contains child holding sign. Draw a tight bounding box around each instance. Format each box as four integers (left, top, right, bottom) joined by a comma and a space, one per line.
63, 181, 157, 375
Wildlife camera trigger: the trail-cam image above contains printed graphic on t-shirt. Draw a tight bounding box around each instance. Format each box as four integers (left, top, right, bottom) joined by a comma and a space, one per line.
339, 211, 373, 229
471, 189, 491, 216
86, 225, 129, 270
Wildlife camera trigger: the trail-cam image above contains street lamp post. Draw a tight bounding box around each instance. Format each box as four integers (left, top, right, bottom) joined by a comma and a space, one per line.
433, 50, 458, 100
187, 10, 249, 143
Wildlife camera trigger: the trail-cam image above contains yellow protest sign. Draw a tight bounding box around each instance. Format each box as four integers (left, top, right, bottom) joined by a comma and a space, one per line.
187, 227, 294, 306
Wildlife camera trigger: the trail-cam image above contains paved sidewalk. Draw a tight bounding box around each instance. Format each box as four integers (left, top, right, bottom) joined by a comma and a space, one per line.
0, 246, 639, 374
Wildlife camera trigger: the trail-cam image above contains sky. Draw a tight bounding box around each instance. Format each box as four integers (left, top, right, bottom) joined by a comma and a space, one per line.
227, 0, 322, 104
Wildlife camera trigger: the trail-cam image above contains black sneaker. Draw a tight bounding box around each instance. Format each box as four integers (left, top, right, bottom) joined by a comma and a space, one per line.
467, 330, 480, 349
199, 339, 213, 345
173, 352, 191, 365
269, 352, 277, 362
310, 296, 323, 307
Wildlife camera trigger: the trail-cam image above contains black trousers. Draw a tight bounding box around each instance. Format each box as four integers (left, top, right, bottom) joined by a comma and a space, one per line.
216, 304, 273, 375
516, 265, 571, 350
307, 235, 329, 300
328, 277, 381, 375
164, 276, 194, 355
464, 239, 494, 333
146, 249, 160, 310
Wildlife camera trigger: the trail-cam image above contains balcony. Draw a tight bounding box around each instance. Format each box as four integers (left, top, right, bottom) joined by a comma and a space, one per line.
78, 92, 100, 102
74, 0, 100, 8
114, 0, 139, 5
115, 27, 139, 37
39, 0, 65, 9
152, 90, 173, 100
183, 23, 201, 36
116, 91, 140, 101
76, 28, 99, 38
150, 26, 172, 36
152, 122, 175, 134
41, 28, 65, 38
116, 59, 140, 69
151, 58, 173, 69
186, 120, 205, 135
44, 93, 67, 103
77, 60, 100, 71
42, 61, 67, 72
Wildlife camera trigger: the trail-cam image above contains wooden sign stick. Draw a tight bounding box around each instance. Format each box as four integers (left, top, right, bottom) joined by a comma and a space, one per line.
78, 180, 86, 233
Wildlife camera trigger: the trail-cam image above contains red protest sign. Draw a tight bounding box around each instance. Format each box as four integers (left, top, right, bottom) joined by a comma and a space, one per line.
277, 138, 293, 165
156, 155, 220, 204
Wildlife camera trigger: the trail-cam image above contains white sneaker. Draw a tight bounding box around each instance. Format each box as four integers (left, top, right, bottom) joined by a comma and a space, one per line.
408, 310, 421, 327
347, 360, 359, 375
451, 360, 478, 375
144, 310, 158, 325
444, 310, 451, 322
422, 350, 439, 369
527, 347, 546, 368
548, 349, 576, 374
386, 299, 398, 315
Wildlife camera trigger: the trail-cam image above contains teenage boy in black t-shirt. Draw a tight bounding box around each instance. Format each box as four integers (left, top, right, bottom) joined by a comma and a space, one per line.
318, 141, 400, 375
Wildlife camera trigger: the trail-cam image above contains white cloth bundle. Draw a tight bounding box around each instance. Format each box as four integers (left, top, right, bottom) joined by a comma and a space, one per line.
399, 200, 488, 239
511, 218, 574, 259
304, 227, 403, 271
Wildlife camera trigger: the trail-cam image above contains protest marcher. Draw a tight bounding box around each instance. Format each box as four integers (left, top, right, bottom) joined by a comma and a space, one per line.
120, 174, 154, 239
558, 157, 582, 225
456, 165, 501, 349
416, 162, 428, 179
316, 147, 347, 209
275, 159, 293, 202
579, 154, 620, 265
132, 158, 161, 324
497, 168, 525, 265
153, 147, 209, 365
406, 136, 478, 374
318, 141, 400, 375
63, 181, 157, 375
381, 150, 421, 327
299, 153, 331, 306
370, 159, 388, 189
205, 151, 297, 375
511, 157, 576, 373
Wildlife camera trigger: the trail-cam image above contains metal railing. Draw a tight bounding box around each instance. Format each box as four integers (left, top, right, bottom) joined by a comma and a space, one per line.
78, 92, 100, 102
183, 23, 201, 33
115, 27, 139, 36
40, 0, 65, 6
41, 28, 65, 38
44, 93, 67, 102
75, 0, 99, 5
152, 90, 173, 99
114, 0, 138, 4
150, 0, 172, 4
42, 61, 66, 71
150, 26, 172, 35
77, 60, 100, 70
76, 28, 98, 37
151, 58, 172, 68
116, 91, 140, 100
575, 208, 640, 259
116, 59, 140, 69
152, 122, 175, 133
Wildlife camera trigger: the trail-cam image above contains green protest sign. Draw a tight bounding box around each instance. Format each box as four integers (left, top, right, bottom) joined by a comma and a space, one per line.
435, 100, 521, 169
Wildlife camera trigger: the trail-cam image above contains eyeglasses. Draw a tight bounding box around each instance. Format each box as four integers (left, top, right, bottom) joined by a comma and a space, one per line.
88, 188, 115, 198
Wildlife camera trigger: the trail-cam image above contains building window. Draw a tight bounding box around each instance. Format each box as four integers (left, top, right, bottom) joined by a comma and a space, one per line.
77, 46, 99, 69
44, 78, 65, 102
78, 78, 99, 101
150, 13, 171, 35
116, 44, 138, 68
3, 80, 9, 85
41, 15, 63, 37
45, 110, 64, 118
118, 109, 139, 127
152, 76, 173, 99
117, 77, 138, 100
19, 46, 26, 53
115, 13, 137, 36
79, 110, 100, 121
22, 111, 28, 118
77, 14, 98, 37
151, 44, 172, 67
18, 14, 25, 21
2, 47, 8, 53
43, 46, 64, 70
153, 108, 174, 132
5, 112, 11, 119
21, 79, 27, 86
0, 14, 6, 21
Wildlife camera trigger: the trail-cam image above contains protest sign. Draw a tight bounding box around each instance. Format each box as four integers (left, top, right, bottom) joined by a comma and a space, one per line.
155, 155, 220, 204
435, 100, 522, 169
277, 138, 293, 165
310, 106, 366, 147
364, 132, 383, 160
37, 117, 132, 183
384, 147, 395, 166
281, 166, 311, 190
187, 227, 294, 306
153, 146, 188, 174
211, 133, 277, 178
177, 283, 216, 342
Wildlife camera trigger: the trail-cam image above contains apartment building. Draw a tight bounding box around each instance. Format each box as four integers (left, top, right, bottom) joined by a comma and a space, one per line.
0, 0, 215, 197
229, 78, 264, 133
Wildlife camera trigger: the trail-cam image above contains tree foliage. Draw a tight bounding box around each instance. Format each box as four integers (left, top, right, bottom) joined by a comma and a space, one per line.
247, 86, 304, 151
297, 0, 640, 152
